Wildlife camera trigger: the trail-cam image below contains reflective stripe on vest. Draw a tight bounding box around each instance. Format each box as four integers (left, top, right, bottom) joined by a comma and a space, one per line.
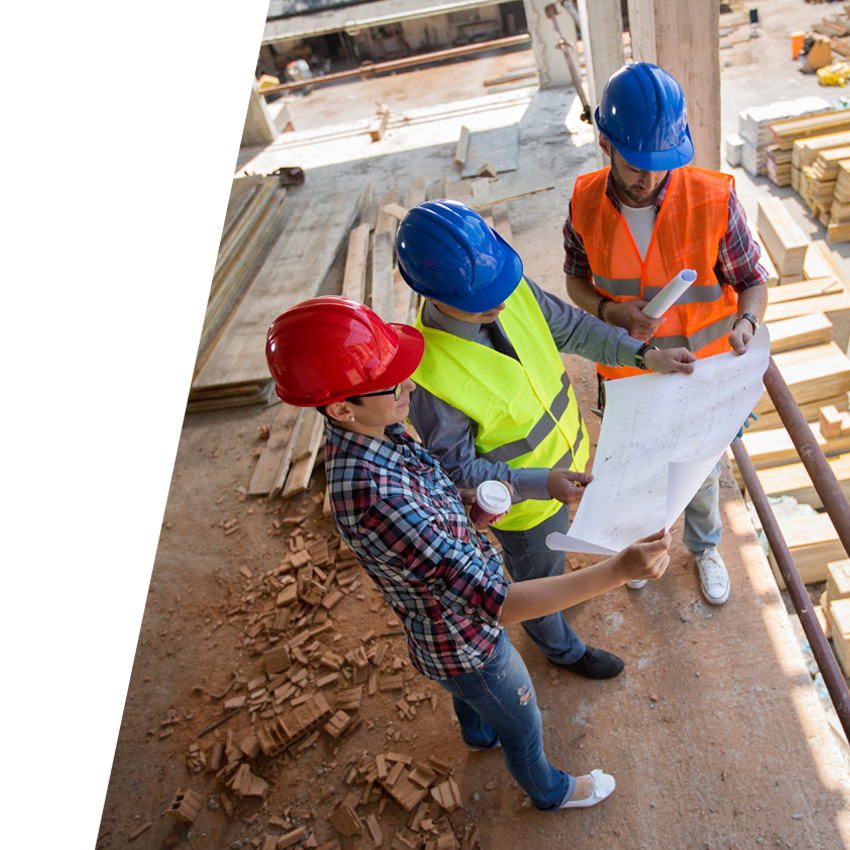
572, 166, 738, 380
413, 279, 589, 531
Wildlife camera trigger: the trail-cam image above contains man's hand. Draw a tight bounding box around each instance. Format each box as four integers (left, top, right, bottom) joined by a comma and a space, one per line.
644, 347, 697, 375
612, 529, 672, 584
547, 470, 593, 506
728, 322, 755, 356
607, 299, 666, 342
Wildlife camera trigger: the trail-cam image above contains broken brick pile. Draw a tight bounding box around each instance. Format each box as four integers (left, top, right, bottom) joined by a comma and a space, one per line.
137, 493, 490, 849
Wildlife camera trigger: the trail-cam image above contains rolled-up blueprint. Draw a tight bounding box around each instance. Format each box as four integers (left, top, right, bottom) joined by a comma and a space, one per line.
641, 269, 697, 319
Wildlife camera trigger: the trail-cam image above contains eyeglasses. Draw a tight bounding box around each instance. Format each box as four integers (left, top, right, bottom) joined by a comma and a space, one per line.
350, 384, 403, 402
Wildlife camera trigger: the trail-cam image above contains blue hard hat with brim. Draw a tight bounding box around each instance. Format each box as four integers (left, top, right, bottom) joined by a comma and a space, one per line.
595, 62, 694, 172
397, 200, 524, 313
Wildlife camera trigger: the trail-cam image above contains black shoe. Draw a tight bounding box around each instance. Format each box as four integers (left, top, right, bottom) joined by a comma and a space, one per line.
552, 646, 624, 679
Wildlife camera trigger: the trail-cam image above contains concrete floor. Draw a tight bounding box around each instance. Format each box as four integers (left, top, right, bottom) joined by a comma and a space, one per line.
124, 2, 850, 846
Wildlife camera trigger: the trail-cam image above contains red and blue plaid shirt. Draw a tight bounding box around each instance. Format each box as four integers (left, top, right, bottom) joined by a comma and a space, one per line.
324, 420, 508, 680
563, 170, 769, 292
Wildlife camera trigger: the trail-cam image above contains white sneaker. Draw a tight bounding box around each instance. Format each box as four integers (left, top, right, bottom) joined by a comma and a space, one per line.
695, 547, 730, 605
626, 579, 647, 589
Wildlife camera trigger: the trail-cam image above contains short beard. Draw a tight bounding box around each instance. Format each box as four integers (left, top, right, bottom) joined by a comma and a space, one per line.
609, 153, 653, 206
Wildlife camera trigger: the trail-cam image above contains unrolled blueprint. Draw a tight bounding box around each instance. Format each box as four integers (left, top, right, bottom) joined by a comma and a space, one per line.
547, 325, 771, 555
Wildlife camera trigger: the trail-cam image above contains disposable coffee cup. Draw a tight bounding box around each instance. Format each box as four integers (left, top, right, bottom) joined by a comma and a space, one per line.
469, 481, 512, 526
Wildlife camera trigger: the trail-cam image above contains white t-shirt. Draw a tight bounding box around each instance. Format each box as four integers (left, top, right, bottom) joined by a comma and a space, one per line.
619, 204, 656, 261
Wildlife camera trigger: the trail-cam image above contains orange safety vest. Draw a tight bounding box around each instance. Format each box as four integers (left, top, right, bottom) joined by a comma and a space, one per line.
571, 166, 738, 380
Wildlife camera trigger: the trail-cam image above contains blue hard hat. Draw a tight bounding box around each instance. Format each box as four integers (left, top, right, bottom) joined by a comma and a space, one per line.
396, 200, 523, 313
595, 62, 694, 171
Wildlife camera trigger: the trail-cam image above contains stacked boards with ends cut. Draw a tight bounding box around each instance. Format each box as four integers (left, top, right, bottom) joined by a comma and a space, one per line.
827, 161, 850, 243
728, 210, 850, 587
188, 189, 363, 413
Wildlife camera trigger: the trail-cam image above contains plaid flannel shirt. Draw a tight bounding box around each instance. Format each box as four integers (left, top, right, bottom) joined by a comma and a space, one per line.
563, 170, 768, 292
324, 420, 508, 680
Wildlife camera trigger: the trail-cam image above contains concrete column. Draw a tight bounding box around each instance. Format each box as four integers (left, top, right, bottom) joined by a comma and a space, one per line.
241, 79, 279, 148
523, 0, 575, 90
577, 0, 624, 167
626, 0, 720, 171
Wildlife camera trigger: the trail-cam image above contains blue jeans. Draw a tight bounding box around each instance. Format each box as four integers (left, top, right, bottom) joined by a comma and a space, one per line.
491, 505, 586, 665
438, 630, 574, 811
683, 460, 723, 555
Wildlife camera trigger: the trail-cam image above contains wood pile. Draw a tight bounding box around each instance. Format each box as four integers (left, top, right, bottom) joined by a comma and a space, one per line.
729, 210, 850, 588
800, 147, 850, 219
189, 188, 363, 412
826, 161, 850, 243
247, 174, 533, 499
769, 108, 850, 190
822, 559, 850, 675
738, 96, 832, 177
757, 197, 809, 280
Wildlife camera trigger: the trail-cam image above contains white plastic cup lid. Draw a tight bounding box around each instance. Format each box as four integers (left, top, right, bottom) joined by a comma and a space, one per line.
475, 481, 511, 514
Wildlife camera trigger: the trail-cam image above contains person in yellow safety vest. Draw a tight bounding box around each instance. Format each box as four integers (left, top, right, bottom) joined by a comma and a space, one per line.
564, 62, 769, 607
396, 199, 697, 680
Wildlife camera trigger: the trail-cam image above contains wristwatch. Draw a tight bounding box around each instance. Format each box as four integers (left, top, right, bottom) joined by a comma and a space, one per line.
733, 312, 759, 334
634, 342, 659, 371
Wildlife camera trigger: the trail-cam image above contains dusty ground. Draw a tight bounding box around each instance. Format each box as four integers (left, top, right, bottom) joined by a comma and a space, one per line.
98, 3, 850, 849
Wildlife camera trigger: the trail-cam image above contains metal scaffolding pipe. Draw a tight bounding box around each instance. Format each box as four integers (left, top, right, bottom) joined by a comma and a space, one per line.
729, 438, 850, 741
259, 34, 532, 96
762, 358, 850, 555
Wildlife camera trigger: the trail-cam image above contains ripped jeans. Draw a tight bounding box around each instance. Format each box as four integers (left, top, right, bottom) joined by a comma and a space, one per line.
437, 629, 574, 811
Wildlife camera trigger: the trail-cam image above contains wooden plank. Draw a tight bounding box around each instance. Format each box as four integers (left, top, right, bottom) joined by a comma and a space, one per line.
426, 179, 447, 201
749, 453, 850, 509
465, 178, 555, 210
269, 407, 310, 500
766, 312, 833, 353
751, 395, 849, 433
455, 126, 471, 166
732, 420, 850, 470
405, 176, 426, 209
381, 202, 408, 221
248, 402, 300, 496
764, 295, 850, 351
755, 342, 850, 416
806, 239, 850, 300
767, 513, 844, 588
192, 190, 362, 397
461, 125, 520, 178
376, 190, 399, 236
757, 197, 809, 277
368, 107, 389, 142
370, 230, 395, 321
767, 277, 842, 303
393, 266, 413, 325
342, 223, 370, 303
282, 414, 324, 498
492, 203, 513, 244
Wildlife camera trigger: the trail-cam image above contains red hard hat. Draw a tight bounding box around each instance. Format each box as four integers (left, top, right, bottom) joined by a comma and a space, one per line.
265, 296, 424, 406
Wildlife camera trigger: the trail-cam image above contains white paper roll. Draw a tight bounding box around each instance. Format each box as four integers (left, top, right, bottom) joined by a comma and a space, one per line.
641, 269, 697, 319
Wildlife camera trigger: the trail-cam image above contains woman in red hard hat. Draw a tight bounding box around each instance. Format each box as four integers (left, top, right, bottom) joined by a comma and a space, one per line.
266, 296, 671, 812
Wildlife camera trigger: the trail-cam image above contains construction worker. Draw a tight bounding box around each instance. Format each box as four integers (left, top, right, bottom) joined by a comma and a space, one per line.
396, 200, 696, 680
265, 296, 672, 811
564, 62, 769, 606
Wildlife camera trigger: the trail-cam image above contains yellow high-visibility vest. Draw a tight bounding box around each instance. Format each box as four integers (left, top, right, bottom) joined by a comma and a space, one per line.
413, 279, 589, 531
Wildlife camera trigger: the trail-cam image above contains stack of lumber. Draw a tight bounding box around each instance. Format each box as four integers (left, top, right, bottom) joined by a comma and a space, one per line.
738, 96, 832, 177
248, 173, 535, 498
790, 128, 850, 196
757, 197, 810, 280
195, 176, 292, 377
826, 160, 850, 243
767, 108, 850, 191
821, 559, 850, 675
188, 189, 363, 412
766, 144, 793, 186
799, 146, 850, 219
727, 234, 850, 587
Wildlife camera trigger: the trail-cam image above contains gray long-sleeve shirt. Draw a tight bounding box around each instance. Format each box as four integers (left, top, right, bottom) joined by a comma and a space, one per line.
407, 277, 643, 503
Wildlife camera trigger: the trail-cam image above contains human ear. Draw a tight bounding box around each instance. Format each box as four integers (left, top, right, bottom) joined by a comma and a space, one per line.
326, 402, 353, 422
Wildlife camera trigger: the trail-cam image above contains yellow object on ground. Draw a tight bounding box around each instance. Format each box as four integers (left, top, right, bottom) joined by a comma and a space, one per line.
818, 62, 850, 87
